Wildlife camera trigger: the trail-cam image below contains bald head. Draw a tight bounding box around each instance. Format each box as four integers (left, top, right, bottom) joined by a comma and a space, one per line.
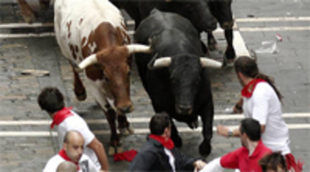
63, 130, 85, 163
57, 161, 77, 172
64, 130, 84, 145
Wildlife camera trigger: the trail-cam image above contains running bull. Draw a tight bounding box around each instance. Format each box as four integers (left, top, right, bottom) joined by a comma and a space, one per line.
134, 9, 222, 156
54, 0, 151, 154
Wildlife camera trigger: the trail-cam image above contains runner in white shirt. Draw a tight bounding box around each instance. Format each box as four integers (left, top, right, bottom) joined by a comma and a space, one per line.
216, 56, 302, 172
243, 82, 290, 154
43, 130, 97, 172
56, 110, 101, 168
38, 87, 109, 172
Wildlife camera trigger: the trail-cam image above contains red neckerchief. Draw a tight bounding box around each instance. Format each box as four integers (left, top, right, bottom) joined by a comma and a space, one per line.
285, 154, 304, 172
241, 79, 266, 98
149, 134, 175, 150
50, 107, 73, 129
113, 149, 138, 162
58, 149, 80, 170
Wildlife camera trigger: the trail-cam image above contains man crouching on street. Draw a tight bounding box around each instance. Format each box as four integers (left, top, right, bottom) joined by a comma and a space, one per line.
129, 112, 206, 171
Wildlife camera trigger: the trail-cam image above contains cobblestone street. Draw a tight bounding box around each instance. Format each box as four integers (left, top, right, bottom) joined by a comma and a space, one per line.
0, 0, 309, 171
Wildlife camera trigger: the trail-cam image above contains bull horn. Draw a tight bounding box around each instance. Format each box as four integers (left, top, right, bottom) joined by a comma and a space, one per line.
78, 54, 97, 69
200, 57, 222, 68
127, 44, 151, 54
153, 57, 172, 68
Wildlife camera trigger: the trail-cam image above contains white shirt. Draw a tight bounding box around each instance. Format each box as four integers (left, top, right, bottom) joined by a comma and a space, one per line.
243, 82, 291, 154
43, 154, 97, 172
56, 111, 101, 169
199, 157, 224, 172
164, 148, 176, 172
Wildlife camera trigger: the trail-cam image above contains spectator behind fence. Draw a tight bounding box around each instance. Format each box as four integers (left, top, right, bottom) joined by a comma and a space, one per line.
43, 130, 97, 172
259, 152, 288, 172
38, 87, 108, 172
216, 56, 303, 172
200, 118, 272, 172
129, 112, 206, 172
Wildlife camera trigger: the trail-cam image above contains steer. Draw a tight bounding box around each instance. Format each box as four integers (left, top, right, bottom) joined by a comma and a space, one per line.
54, 0, 150, 154
112, 0, 235, 63
134, 9, 222, 156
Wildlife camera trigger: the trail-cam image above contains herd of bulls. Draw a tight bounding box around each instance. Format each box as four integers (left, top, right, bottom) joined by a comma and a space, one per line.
17, 0, 234, 156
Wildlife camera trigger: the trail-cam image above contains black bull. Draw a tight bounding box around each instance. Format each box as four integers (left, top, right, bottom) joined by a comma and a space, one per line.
134, 9, 221, 156
111, 0, 236, 62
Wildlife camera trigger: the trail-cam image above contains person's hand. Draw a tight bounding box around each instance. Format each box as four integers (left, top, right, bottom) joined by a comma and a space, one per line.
232, 103, 243, 114
232, 98, 243, 114
99, 170, 108, 172
193, 160, 206, 171
216, 125, 230, 137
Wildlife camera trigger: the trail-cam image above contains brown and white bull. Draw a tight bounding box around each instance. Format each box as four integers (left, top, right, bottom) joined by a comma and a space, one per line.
54, 0, 151, 154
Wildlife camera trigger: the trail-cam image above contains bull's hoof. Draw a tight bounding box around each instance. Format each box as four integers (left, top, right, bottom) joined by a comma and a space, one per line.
223, 57, 234, 68
199, 140, 211, 156
224, 48, 236, 64
108, 145, 123, 156
75, 90, 87, 101
119, 126, 134, 136
22, 15, 36, 24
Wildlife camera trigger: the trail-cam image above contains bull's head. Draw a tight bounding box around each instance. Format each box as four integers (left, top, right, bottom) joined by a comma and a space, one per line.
77, 44, 151, 114
148, 55, 221, 115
